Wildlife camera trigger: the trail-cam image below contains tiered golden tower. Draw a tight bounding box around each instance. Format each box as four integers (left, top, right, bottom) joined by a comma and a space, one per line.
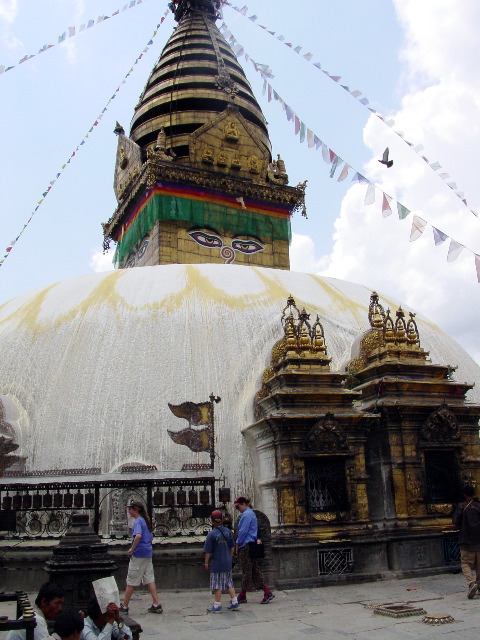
102, 0, 305, 270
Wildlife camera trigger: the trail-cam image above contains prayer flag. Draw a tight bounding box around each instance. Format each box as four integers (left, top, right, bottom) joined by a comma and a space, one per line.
337, 163, 349, 182
303, 53, 313, 61
321, 143, 330, 164
350, 90, 361, 98
267, 83, 272, 102
364, 183, 376, 205
58, 32, 66, 43
351, 172, 368, 184
330, 155, 341, 179
307, 129, 315, 148
300, 122, 306, 144
379, 181, 392, 209
410, 215, 427, 241
447, 239, 464, 262
397, 203, 410, 219
475, 255, 480, 283
69, 27, 75, 37
314, 135, 322, 150
294, 115, 301, 136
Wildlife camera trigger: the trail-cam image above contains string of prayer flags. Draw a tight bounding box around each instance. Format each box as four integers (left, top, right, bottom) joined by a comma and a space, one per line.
0, 11, 169, 268
0, 0, 150, 77
237, 48, 480, 284
226, 2, 478, 221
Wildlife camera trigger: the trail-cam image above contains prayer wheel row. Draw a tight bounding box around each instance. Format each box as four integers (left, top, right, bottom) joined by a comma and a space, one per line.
1, 490, 95, 510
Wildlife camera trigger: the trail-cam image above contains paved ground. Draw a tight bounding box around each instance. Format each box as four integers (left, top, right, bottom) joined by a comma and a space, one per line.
2, 573, 480, 639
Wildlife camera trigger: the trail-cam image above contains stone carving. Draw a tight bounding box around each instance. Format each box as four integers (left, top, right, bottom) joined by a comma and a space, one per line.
224, 121, 239, 142
231, 153, 241, 169
202, 146, 215, 164
248, 155, 260, 174
217, 151, 228, 166
420, 404, 460, 443
302, 413, 347, 453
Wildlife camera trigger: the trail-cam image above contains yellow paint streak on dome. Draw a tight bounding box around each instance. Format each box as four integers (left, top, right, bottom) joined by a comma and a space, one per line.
51, 271, 127, 330
0, 284, 57, 335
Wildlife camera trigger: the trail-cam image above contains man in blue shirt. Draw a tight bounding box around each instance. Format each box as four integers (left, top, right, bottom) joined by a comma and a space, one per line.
203, 510, 240, 613
234, 496, 274, 605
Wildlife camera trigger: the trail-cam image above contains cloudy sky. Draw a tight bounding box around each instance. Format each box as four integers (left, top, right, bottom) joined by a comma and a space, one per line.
0, 0, 479, 363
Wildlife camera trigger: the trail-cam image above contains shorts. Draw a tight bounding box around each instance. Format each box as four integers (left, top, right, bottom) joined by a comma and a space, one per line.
210, 571, 233, 592
126, 556, 155, 587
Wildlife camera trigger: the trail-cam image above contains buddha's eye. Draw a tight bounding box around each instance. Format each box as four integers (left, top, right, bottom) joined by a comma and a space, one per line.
137, 239, 149, 259
188, 231, 223, 248
231, 239, 264, 254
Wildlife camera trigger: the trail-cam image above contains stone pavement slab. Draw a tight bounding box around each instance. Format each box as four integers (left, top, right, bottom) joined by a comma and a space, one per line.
2, 574, 480, 639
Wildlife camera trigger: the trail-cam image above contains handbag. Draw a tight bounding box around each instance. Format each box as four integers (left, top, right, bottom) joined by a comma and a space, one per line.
248, 539, 265, 560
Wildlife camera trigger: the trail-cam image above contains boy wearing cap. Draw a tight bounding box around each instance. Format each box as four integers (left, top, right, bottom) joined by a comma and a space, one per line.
203, 510, 239, 613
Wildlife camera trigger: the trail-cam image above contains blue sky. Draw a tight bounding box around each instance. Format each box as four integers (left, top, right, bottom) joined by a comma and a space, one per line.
0, 0, 479, 363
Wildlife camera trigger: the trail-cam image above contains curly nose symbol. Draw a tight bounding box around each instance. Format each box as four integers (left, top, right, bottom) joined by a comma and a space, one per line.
220, 246, 235, 264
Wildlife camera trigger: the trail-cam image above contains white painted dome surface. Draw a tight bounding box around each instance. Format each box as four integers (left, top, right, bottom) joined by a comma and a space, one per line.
0, 264, 478, 493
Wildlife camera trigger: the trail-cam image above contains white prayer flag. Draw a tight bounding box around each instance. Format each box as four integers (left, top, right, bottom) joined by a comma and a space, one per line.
364, 183, 376, 205
410, 215, 427, 241
447, 239, 464, 262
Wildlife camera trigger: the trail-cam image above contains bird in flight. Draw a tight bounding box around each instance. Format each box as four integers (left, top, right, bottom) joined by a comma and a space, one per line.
378, 147, 393, 168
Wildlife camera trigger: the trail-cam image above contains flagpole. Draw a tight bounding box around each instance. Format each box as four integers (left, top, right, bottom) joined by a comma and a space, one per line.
209, 393, 221, 470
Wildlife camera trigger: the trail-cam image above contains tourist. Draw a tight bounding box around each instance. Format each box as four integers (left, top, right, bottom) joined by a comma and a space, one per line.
6, 582, 65, 640
49, 610, 84, 640
234, 496, 274, 604
119, 500, 163, 614
453, 484, 480, 598
81, 599, 131, 640
203, 509, 239, 613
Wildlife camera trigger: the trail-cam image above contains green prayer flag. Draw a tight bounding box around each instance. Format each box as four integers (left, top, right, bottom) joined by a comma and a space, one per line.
397, 203, 411, 219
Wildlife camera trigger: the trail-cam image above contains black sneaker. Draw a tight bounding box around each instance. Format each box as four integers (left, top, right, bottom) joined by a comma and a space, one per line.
237, 594, 247, 604
148, 604, 163, 614
119, 604, 129, 613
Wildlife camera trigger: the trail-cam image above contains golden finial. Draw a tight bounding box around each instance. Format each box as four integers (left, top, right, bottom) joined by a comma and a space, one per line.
368, 291, 386, 328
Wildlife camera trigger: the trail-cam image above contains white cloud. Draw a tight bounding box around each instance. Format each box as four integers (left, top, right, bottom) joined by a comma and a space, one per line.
89, 248, 114, 273
290, 232, 326, 274
317, 0, 480, 364
0, 0, 17, 23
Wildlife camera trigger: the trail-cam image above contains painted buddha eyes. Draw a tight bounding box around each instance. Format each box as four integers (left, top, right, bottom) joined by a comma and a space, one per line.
188, 231, 223, 248
231, 239, 263, 254
188, 229, 265, 262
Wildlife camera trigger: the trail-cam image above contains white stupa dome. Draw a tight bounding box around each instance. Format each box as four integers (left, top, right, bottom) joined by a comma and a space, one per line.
0, 263, 478, 495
